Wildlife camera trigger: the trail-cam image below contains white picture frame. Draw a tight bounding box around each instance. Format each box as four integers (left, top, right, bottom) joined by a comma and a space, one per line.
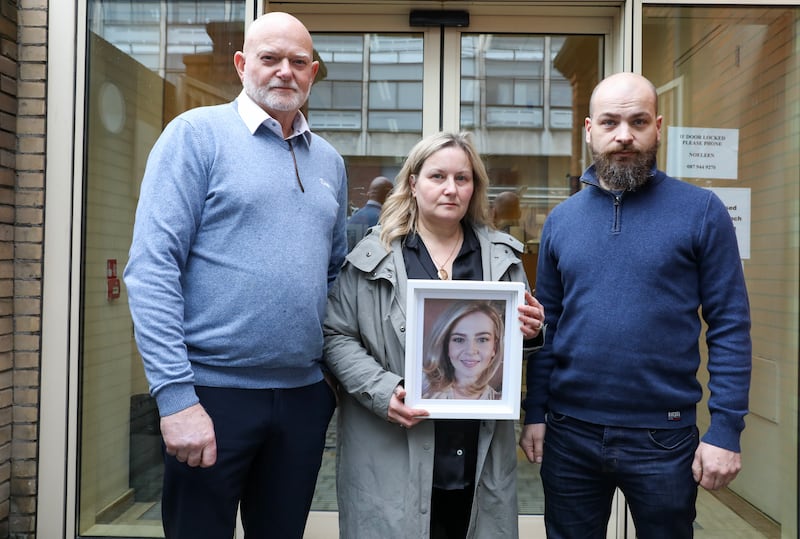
404, 279, 525, 419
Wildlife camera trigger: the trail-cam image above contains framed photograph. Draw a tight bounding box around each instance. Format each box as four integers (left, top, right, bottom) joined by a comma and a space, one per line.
404, 279, 525, 420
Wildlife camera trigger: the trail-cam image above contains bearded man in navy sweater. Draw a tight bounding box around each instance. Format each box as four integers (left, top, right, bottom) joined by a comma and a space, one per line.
520, 72, 751, 539
124, 12, 347, 539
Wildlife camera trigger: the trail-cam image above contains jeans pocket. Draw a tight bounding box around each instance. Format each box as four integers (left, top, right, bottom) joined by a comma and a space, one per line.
648, 424, 698, 450
546, 411, 568, 425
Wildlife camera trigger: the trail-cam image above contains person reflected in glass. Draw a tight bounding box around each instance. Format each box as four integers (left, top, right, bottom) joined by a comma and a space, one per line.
422, 301, 504, 400
324, 131, 545, 539
347, 175, 394, 250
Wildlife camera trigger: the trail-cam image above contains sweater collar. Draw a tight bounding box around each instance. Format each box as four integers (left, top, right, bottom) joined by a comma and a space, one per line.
235, 90, 312, 145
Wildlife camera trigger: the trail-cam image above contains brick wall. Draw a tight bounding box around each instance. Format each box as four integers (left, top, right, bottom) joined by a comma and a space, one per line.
0, 0, 15, 536
12, 0, 45, 537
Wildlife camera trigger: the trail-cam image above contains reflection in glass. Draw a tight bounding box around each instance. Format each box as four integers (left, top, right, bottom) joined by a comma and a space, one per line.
459, 33, 603, 516
310, 33, 425, 229
643, 6, 798, 535
310, 33, 424, 157
460, 32, 601, 282
79, 7, 612, 530
80, 1, 245, 536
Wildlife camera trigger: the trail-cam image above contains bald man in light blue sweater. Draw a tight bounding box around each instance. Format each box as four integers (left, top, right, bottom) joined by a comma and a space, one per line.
124, 12, 347, 539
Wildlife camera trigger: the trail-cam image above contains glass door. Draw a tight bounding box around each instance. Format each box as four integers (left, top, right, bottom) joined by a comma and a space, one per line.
642, 6, 799, 538
76, 3, 616, 538
68, 3, 798, 539
78, 2, 247, 537
301, 9, 614, 538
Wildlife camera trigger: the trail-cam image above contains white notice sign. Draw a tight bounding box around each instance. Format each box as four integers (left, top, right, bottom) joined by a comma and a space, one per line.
667, 127, 739, 179
706, 187, 751, 260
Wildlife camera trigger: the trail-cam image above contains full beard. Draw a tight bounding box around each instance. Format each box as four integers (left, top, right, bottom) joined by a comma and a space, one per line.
243, 76, 308, 113
593, 142, 658, 191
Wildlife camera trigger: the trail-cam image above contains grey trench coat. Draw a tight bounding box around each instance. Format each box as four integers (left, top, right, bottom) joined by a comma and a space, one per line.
323, 224, 536, 539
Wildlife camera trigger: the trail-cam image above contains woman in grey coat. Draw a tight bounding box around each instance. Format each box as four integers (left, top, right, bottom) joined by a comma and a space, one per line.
323, 132, 545, 538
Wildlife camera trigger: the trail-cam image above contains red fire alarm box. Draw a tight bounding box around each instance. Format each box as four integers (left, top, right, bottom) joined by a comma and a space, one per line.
107, 259, 120, 300
107, 277, 121, 300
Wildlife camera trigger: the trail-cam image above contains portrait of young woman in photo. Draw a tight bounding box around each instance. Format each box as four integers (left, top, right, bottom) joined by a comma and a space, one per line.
422, 300, 505, 401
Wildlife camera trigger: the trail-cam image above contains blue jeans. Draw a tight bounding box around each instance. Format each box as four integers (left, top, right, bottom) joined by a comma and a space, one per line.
540, 412, 699, 539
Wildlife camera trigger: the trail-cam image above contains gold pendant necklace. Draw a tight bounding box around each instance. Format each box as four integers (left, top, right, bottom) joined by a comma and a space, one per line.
427, 230, 463, 281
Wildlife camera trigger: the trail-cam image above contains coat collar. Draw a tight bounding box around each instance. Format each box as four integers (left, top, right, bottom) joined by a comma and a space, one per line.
345, 224, 523, 281
345, 228, 391, 274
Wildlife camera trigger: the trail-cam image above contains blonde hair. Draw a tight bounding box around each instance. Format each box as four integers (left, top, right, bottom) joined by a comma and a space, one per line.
379, 131, 491, 248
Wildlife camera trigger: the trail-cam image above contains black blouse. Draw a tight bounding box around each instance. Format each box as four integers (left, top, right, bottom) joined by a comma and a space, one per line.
403, 224, 482, 491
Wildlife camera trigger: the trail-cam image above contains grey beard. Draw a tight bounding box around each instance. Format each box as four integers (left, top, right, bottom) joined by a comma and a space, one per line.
244, 78, 307, 113
593, 145, 657, 191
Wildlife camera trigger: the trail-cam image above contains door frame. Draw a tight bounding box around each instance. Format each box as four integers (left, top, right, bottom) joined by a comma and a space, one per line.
38, 2, 629, 538
290, 5, 625, 538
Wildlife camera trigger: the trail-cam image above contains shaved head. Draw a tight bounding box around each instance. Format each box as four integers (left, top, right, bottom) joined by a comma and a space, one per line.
243, 12, 314, 55
367, 176, 393, 203
589, 72, 658, 118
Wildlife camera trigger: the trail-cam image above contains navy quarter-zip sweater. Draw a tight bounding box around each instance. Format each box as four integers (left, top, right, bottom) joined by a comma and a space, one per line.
524, 164, 751, 452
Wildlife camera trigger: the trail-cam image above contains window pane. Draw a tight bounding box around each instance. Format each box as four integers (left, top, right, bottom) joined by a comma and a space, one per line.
463, 33, 577, 144
460, 35, 603, 521
310, 32, 424, 148
397, 82, 423, 109
80, 1, 246, 536
643, 6, 799, 533
368, 110, 422, 131
549, 80, 571, 108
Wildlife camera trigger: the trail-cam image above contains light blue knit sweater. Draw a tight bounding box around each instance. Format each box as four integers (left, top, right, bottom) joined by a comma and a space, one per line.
124, 100, 348, 416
